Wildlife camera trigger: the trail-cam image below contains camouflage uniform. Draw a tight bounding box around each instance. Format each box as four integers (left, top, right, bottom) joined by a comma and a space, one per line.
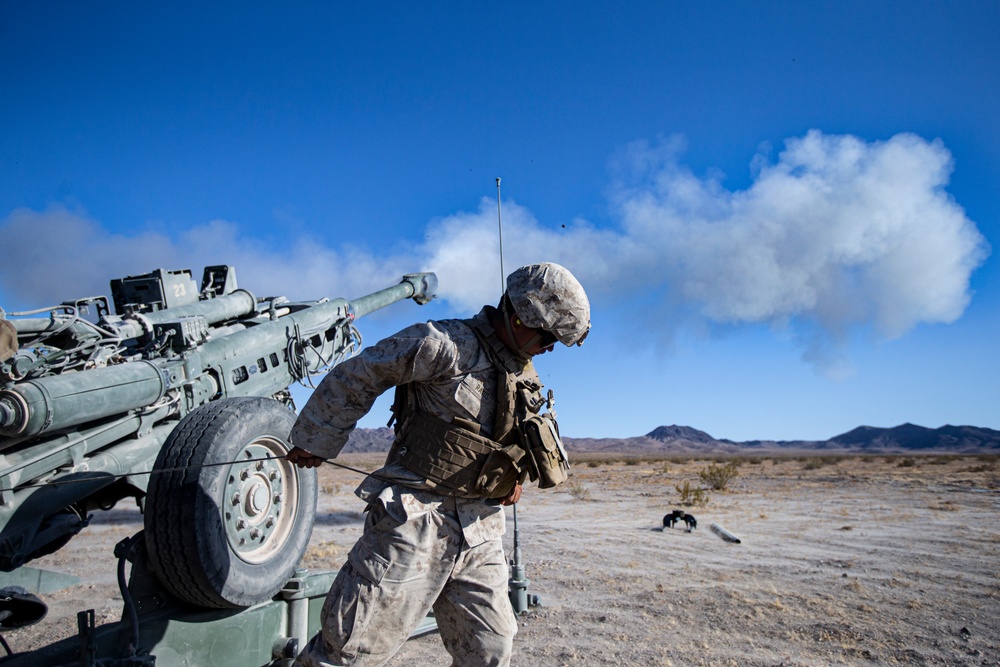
291, 307, 517, 667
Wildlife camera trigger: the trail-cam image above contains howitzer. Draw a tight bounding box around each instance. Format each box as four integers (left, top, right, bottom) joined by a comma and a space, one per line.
0, 265, 437, 615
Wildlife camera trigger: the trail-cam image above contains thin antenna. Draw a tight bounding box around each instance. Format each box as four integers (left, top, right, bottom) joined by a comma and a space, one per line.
496, 177, 505, 295
496, 176, 535, 614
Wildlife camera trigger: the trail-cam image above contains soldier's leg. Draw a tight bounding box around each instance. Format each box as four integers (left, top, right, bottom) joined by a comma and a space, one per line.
433, 535, 517, 667
295, 491, 463, 667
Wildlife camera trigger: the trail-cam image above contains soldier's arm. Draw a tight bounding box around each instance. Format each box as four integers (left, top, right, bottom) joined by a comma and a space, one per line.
289, 324, 456, 460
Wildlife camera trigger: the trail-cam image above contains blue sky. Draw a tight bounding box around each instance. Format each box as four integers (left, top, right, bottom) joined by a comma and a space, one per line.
2, 2, 998, 441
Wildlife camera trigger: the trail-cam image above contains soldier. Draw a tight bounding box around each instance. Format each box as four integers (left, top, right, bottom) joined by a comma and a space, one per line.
287, 262, 590, 667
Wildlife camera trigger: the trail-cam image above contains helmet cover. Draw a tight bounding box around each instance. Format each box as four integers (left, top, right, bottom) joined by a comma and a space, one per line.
0, 320, 16, 362
506, 263, 591, 346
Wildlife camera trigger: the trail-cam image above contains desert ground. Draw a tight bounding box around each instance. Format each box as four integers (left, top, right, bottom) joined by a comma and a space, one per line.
5, 452, 999, 666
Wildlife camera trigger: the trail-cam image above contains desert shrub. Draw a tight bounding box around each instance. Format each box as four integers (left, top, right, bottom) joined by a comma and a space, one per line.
302, 541, 343, 568
929, 500, 960, 511
567, 482, 592, 501
699, 460, 740, 490
897, 457, 917, 468
675, 480, 709, 506
802, 455, 843, 470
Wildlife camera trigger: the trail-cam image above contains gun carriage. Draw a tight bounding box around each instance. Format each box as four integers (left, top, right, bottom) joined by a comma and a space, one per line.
0, 265, 437, 665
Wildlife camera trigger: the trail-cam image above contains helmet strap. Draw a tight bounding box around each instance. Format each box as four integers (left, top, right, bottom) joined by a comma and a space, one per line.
501, 297, 537, 360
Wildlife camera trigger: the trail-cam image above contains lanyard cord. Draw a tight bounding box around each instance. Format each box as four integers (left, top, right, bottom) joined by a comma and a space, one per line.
4, 454, 385, 493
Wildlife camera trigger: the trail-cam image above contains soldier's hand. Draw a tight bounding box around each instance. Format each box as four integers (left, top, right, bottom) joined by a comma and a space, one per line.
500, 483, 523, 506
287, 446, 326, 469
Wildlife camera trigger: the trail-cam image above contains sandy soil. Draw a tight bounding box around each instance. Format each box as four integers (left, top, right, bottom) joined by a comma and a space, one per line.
5, 452, 999, 666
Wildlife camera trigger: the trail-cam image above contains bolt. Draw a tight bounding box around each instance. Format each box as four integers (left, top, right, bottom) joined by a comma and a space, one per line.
269, 469, 279, 481
240, 469, 250, 481
256, 460, 265, 471
265, 516, 275, 528
273, 493, 283, 504
231, 492, 241, 506
236, 519, 246, 530
249, 528, 260, 540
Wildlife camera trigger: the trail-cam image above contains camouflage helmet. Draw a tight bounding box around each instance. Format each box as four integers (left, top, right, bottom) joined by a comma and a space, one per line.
505, 262, 591, 346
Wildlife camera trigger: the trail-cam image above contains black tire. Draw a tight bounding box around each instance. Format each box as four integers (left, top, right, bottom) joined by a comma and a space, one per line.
144, 397, 317, 608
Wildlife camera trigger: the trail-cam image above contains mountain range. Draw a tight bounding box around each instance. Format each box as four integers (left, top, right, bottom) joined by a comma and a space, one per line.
343, 423, 1000, 455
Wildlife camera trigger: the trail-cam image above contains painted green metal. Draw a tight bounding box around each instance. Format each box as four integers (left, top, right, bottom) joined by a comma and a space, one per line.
0, 265, 438, 661
1, 545, 436, 666
0, 265, 436, 572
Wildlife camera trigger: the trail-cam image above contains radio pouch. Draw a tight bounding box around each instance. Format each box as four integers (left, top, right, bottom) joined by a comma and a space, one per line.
521, 412, 569, 488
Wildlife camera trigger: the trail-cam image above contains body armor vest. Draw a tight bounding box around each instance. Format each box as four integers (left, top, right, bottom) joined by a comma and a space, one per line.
388, 313, 567, 498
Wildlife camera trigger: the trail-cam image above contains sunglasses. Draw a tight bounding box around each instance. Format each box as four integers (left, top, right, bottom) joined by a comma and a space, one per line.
536, 328, 558, 347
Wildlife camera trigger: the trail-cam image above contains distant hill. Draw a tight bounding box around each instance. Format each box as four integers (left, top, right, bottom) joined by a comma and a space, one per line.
343, 422, 1000, 454
646, 425, 719, 445
577, 423, 1000, 454
342, 427, 395, 453
826, 423, 1000, 452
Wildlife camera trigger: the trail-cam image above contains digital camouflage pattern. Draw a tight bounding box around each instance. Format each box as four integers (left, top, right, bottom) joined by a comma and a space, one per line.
291, 308, 501, 457
293, 487, 515, 667
290, 307, 516, 666
505, 262, 590, 347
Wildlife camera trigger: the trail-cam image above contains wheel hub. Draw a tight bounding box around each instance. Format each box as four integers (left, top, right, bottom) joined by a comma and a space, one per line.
223, 438, 299, 564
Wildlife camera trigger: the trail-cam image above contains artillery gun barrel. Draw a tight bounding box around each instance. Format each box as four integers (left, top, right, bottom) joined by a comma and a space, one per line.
192, 273, 439, 397
348, 273, 438, 318
109, 289, 257, 339
0, 266, 439, 599
0, 362, 168, 439
0, 274, 438, 440
7, 290, 256, 342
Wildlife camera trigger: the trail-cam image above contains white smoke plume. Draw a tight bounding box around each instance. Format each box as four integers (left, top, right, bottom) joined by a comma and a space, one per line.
609, 131, 988, 339
414, 131, 990, 374
0, 131, 988, 374
614, 131, 991, 373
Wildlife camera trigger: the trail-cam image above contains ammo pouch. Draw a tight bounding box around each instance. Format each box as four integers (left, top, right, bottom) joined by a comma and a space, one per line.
521, 412, 569, 489
396, 412, 527, 499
